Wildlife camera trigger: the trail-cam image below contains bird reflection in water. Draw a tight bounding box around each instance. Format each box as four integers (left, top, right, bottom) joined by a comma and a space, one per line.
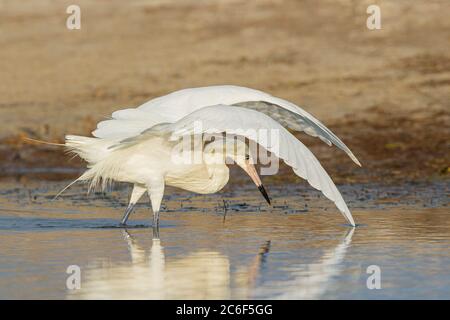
254, 227, 355, 299
68, 228, 354, 299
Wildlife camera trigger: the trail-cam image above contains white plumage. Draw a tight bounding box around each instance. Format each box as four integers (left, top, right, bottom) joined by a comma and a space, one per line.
64, 85, 360, 227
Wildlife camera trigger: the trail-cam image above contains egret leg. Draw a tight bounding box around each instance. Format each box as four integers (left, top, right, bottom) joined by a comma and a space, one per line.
147, 177, 165, 233
119, 184, 146, 226
120, 204, 135, 226
152, 217, 160, 240
153, 210, 160, 228
151, 210, 160, 239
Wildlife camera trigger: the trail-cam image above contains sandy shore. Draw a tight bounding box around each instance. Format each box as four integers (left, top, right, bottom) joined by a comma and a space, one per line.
0, 0, 449, 183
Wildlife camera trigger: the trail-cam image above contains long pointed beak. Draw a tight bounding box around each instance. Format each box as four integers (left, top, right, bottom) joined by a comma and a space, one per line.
240, 160, 271, 205
258, 185, 271, 205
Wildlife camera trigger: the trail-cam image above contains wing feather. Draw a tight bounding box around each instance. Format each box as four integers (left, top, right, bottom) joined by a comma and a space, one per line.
168, 105, 355, 226
91, 86, 360, 166
233, 100, 360, 166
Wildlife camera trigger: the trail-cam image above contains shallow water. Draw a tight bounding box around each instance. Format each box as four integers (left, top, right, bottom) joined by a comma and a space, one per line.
0, 179, 449, 299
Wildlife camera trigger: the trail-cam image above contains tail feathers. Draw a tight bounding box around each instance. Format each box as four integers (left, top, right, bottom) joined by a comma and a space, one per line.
65, 135, 113, 164
55, 135, 124, 199
65, 135, 96, 162
53, 177, 81, 200
23, 137, 65, 146
53, 166, 105, 199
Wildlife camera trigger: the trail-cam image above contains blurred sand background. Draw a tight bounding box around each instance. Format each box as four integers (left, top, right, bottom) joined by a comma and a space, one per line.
0, 0, 448, 183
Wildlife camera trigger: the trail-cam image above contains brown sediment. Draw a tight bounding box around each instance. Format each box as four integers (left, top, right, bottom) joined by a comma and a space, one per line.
251, 106, 449, 185
298, 106, 450, 184
262, 108, 450, 185
0, 134, 83, 181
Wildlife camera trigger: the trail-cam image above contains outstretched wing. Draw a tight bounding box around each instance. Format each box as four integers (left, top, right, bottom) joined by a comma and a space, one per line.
231, 100, 360, 165
167, 105, 355, 226
92, 85, 360, 166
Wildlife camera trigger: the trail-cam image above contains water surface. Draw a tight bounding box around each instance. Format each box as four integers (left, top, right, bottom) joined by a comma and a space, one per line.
0, 179, 448, 299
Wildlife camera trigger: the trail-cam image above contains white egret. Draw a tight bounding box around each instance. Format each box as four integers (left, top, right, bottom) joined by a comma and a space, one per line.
62, 85, 360, 227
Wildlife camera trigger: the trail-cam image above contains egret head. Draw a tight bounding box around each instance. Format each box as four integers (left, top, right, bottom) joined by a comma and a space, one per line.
204, 136, 271, 205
